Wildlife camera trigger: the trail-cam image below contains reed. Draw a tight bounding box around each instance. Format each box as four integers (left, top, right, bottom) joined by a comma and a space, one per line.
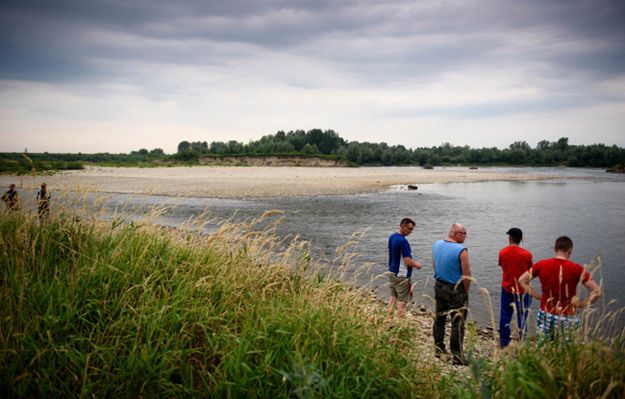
0, 207, 450, 398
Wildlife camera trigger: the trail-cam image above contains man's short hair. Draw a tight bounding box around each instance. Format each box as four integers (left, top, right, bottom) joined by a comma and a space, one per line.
555, 236, 573, 252
400, 217, 415, 227
506, 227, 523, 244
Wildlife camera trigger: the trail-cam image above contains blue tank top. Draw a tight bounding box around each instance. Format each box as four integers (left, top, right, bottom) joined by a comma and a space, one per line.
432, 239, 466, 284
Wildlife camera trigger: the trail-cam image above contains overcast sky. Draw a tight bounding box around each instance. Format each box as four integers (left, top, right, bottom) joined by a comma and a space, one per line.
1, 0, 624, 153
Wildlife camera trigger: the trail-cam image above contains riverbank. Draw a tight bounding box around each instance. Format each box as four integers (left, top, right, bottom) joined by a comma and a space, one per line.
2, 209, 621, 398
1, 165, 562, 199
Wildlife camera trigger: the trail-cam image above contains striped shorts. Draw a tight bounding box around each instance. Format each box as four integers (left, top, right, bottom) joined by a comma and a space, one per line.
536, 309, 580, 339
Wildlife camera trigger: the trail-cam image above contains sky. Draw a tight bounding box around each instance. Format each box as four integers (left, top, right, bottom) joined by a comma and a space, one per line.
1, 0, 624, 154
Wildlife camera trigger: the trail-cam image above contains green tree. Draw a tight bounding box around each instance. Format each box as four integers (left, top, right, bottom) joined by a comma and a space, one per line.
301, 143, 320, 154
556, 137, 569, 151
346, 143, 362, 163
177, 141, 190, 152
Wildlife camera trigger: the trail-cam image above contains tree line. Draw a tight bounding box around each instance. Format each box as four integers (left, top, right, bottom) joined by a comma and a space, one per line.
2, 130, 624, 173
175, 129, 625, 168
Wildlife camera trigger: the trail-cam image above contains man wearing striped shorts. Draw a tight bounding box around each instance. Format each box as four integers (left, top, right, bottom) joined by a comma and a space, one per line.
519, 236, 601, 340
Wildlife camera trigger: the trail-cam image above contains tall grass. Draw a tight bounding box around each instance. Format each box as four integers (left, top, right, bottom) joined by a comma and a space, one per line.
451, 332, 625, 399
0, 208, 448, 398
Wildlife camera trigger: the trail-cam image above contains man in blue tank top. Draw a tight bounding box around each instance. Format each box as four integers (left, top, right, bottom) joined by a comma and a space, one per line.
432, 223, 472, 365
387, 218, 423, 318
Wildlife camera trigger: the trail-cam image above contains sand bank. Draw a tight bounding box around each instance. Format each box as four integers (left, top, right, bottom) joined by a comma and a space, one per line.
2, 165, 559, 199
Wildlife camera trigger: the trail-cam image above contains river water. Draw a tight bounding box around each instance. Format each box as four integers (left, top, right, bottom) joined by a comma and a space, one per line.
32, 167, 625, 332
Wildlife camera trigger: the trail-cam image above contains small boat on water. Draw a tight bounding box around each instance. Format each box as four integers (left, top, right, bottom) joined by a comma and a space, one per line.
407, 185, 418, 190
469, 165, 478, 170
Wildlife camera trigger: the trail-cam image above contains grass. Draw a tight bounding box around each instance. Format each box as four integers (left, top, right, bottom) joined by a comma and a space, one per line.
0, 208, 447, 398
451, 332, 625, 399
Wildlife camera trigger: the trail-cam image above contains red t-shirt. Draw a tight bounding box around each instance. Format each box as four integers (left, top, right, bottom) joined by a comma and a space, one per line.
498, 245, 533, 294
531, 258, 591, 315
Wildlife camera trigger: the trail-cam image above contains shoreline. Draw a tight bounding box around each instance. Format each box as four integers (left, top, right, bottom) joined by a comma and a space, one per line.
1, 165, 568, 199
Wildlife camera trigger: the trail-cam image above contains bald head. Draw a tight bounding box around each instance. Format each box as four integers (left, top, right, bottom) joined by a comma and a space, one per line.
448, 223, 467, 243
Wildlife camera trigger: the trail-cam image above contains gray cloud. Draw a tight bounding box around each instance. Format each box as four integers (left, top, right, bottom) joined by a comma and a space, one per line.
3, 0, 624, 80
1, 0, 624, 151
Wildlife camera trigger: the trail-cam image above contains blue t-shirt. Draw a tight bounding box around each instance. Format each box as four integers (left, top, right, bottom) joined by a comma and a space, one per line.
388, 232, 413, 278
432, 239, 466, 284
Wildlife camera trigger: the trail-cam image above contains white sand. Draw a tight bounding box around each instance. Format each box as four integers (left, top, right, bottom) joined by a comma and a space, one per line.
2, 165, 558, 199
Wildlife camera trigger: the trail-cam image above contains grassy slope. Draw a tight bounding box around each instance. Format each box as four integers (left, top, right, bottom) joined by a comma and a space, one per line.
0, 211, 445, 398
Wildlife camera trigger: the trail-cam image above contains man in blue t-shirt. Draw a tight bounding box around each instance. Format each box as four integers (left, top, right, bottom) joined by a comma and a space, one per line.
432, 223, 472, 366
387, 218, 422, 318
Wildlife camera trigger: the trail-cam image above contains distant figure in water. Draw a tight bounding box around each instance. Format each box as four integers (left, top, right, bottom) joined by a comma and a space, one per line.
519, 236, 601, 341
387, 217, 422, 318
498, 227, 533, 348
37, 182, 51, 220
2, 183, 20, 211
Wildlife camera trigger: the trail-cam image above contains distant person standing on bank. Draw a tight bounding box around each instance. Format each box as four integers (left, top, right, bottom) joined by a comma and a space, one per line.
519, 236, 601, 340
387, 218, 423, 318
498, 227, 533, 348
2, 183, 20, 211
37, 183, 51, 219
432, 223, 471, 365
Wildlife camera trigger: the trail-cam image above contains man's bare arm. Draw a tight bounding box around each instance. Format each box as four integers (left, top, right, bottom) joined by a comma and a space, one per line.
404, 257, 422, 270
519, 271, 541, 300
577, 280, 601, 307
460, 250, 471, 291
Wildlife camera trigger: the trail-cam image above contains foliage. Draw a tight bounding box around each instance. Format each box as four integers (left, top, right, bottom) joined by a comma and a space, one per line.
0, 148, 167, 173
180, 131, 625, 168
0, 209, 446, 398
0, 155, 84, 174
3, 131, 625, 171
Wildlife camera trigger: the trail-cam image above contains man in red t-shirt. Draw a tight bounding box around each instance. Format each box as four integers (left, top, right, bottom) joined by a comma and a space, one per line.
498, 228, 533, 347
519, 236, 601, 339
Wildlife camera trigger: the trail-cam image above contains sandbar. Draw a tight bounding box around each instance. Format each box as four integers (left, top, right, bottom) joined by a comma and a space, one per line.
2, 165, 560, 199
